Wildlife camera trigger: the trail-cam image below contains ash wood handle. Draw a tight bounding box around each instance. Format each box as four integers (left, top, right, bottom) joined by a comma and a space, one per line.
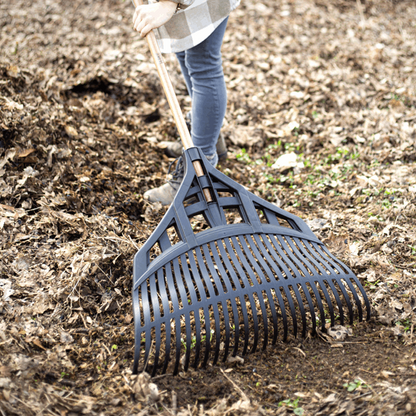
132, 0, 192, 150
133, 0, 212, 202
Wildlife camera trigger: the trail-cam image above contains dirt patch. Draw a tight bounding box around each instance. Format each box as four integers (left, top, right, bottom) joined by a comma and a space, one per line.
1, 0, 415, 414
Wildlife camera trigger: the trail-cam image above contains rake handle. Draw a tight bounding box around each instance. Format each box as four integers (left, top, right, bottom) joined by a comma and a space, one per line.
133, 0, 212, 201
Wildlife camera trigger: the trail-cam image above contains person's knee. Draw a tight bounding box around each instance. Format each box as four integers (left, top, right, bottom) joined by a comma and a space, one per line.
185, 53, 223, 80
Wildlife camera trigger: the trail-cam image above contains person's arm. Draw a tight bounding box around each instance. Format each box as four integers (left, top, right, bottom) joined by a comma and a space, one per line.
132, 1, 188, 38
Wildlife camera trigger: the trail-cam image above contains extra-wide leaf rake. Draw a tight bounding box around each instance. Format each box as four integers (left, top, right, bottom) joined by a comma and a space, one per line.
132, 3, 370, 376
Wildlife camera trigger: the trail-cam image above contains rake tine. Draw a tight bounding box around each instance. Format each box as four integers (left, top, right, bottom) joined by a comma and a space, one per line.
187, 250, 212, 368
310, 282, 327, 331
302, 240, 352, 324
274, 236, 307, 336
149, 277, 162, 375
162, 263, 182, 375
179, 254, 197, 304
154, 270, 168, 374
231, 304, 241, 357
185, 253, 203, 365
283, 237, 336, 328
274, 286, 289, 341
317, 281, 336, 326
193, 307, 202, 369
162, 320, 172, 374
289, 283, 308, 338
280, 236, 313, 279
211, 306, 222, 365
267, 234, 300, 280
325, 279, 346, 325
202, 244, 232, 362
311, 241, 349, 275
164, 263, 181, 374
285, 239, 338, 327
308, 241, 348, 279
172, 257, 188, 307
336, 279, 357, 324
178, 254, 198, 370
183, 251, 205, 368
250, 234, 293, 343
299, 282, 317, 335
296, 239, 330, 271
194, 246, 222, 365
215, 239, 251, 355
282, 285, 299, 338
257, 234, 303, 341
265, 288, 279, 345
183, 314, 192, 371
154, 269, 172, 374
355, 278, 371, 321
209, 241, 241, 358
152, 326, 162, 377
140, 281, 153, 373
344, 278, 364, 322
317, 244, 371, 321
222, 237, 260, 353
259, 235, 313, 337
172, 318, 181, 375
293, 239, 345, 325
219, 300, 231, 362
268, 234, 325, 332
309, 242, 356, 322
309, 244, 362, 321
261, 286, 279, 345
132, 286, 141, 375
202, 244, 229, 365
247, 234, 289, 346
202, 306, 211, 368
290, 237, 326, 277
194, 246, 221, 366
231, 235, 270, 350
172, 258, 193, 371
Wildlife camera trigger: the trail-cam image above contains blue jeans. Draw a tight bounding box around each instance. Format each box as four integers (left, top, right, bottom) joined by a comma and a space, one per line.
175, 18, 228, 163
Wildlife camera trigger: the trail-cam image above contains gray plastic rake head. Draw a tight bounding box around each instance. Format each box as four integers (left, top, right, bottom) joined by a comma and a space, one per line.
132, 148, 370, 376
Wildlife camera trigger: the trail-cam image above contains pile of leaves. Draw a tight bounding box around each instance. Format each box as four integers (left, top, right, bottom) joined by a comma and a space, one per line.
1, 0, 415, 414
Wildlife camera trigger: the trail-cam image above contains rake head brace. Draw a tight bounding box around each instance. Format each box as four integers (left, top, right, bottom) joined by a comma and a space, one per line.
133, 148, 370, 376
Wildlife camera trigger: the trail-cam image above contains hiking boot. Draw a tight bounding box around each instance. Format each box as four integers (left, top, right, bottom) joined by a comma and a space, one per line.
144, 156, 185, 206
144, 153, 218, 206
161, 140, 183, 159
160, 133, 227, 161
215, 133, 227, 162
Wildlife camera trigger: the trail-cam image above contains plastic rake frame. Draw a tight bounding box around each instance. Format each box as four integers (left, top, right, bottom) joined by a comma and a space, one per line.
132, 148, 371, 376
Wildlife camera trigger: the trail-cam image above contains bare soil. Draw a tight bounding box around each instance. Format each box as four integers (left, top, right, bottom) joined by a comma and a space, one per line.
1, 0, 415, 415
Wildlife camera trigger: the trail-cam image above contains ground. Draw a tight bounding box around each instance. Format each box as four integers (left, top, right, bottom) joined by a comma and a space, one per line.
1, 0, 416, 415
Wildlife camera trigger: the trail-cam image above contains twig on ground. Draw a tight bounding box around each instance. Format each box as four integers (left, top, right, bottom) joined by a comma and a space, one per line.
220, 368, 249, 402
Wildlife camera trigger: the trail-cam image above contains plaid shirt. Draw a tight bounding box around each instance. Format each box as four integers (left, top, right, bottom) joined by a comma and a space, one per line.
150, 0, 240, 53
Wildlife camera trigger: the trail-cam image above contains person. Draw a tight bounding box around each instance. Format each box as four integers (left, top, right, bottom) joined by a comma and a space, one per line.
132, 0, 240, 205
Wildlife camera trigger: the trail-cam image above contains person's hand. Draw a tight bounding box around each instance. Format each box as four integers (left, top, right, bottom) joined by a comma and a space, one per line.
133, 1, 177, 38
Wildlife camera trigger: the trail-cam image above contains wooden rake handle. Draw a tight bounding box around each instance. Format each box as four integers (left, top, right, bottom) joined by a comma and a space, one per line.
133, 1, 212, 203
133, 0, 193, 150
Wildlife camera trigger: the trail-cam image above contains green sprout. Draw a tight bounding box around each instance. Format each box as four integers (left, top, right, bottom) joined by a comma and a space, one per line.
236, 148, 252, 164
278, 398, 304, 415
343, 379, 368, 392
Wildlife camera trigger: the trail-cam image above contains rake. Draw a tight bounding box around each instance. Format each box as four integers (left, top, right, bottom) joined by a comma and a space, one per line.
132, 2, 370, 376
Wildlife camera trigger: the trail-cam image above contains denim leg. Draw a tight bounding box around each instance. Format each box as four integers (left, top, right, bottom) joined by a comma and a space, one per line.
176, 51, 193, 98
175, 18, 228, 157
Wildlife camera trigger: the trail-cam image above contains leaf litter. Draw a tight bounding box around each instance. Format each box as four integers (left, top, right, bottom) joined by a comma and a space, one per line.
1, 0, 416, 414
